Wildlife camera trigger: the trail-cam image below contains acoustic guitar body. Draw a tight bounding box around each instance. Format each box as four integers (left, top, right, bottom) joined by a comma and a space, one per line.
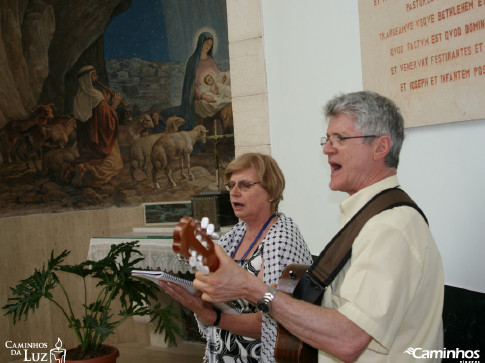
275, 263, 318, 363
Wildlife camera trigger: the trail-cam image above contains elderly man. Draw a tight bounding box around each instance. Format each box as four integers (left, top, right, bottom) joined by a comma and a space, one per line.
193, 91, 444, 362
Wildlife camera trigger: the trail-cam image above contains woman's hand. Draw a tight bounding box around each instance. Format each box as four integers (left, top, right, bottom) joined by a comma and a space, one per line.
159, 281, 217, 326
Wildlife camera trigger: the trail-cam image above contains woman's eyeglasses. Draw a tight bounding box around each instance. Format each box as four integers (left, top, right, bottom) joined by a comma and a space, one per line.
225, 181, 261, 191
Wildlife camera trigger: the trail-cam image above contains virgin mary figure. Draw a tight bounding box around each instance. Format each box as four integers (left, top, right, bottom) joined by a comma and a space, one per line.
161, 31, 231, 132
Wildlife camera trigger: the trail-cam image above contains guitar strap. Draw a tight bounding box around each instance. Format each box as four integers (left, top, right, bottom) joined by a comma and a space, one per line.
292, 187, 428, 303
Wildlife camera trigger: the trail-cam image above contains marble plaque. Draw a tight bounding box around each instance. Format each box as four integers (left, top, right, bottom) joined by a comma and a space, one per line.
359, 0, 485, 127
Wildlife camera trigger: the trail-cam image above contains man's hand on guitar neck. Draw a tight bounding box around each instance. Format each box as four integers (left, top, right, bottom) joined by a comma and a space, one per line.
193, 245, 267, 305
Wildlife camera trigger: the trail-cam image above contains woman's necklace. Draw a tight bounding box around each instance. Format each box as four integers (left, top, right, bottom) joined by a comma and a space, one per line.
231, 213, 277, 265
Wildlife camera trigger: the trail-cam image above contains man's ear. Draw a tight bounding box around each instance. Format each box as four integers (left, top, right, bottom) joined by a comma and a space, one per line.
373, 135, 391, 161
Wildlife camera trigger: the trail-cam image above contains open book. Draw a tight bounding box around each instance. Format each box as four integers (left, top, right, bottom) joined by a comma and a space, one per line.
132, 270, 241, 314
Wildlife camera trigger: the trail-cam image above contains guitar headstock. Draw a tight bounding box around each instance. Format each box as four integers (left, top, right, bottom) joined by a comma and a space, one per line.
173, 216, 219, 274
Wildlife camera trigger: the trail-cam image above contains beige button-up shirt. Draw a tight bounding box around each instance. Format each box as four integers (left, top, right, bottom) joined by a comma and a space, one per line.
319, 176, 444, 362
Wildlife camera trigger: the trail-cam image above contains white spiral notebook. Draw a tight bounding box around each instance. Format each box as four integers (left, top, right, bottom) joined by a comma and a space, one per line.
132, 270, 241, 314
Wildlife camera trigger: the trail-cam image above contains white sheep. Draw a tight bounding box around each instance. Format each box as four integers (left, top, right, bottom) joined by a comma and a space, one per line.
129, 116, 185, 181
150, 125, 208, 188
118, 112, 159, 147
129, 134, 162, 181
164, 116, 185, 133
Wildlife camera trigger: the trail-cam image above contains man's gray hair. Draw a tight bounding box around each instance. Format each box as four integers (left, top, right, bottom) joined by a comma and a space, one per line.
324, 91, 404, 168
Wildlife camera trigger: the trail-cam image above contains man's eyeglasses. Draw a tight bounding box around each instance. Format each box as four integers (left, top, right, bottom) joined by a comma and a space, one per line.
320, 134, 377, 148
225, 181, 261, 191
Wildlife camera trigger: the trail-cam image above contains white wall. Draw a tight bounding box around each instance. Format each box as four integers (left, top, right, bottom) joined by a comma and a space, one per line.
261, 1, 485, 293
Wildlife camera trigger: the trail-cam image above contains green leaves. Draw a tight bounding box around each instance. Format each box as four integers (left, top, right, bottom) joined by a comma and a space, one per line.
150, 302, 183, 344
2, 250, 69, 324
82, 312, 116, 351
2, 241, 182, 353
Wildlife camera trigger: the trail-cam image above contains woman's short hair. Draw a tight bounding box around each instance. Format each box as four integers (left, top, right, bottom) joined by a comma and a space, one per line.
324, 91, 404, 168
224, 153, 285, 212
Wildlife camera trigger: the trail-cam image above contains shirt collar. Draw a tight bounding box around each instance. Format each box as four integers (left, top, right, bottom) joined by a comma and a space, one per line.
339, 175, 400, 226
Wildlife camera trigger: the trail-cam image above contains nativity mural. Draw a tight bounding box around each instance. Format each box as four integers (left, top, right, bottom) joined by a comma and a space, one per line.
0, 0, 234, 217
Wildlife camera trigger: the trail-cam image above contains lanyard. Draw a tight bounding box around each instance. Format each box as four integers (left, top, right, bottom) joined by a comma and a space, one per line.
231, 213, 277, 265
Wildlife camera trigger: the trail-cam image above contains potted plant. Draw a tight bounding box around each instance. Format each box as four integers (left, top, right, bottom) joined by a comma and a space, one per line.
2, 241, 182, 362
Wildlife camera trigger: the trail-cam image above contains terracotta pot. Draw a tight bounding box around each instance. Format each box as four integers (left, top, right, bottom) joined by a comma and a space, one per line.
65, 345, 119, 363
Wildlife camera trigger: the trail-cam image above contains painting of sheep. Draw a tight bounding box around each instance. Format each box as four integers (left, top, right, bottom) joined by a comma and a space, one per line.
151, 125, 208, 188
0, 1, 234, 218
0, 104, 56, 164
117, 112, 159, 147
129, 116, 185, 181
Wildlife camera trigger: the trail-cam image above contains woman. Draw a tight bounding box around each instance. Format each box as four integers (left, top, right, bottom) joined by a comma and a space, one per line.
160, 153, 312, 362
71, 65, 123, 186
160, 32, 231, 132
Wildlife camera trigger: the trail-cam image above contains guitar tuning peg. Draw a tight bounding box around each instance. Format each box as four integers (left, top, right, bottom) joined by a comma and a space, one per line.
201, 217, 209, 229
196, 261, 204, 271
188, 251, 196, 266
201, 266, 210, 275
196, 234, 202, 242
210, 232, 220, 239
206, 223, 215, 235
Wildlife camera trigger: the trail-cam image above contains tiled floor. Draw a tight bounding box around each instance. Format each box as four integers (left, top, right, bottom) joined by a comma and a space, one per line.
117, 342, 205, 362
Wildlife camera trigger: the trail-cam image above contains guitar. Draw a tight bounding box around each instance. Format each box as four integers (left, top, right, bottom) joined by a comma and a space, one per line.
173, 217, 317, 362
172, 216, 245, 315
275, 263, 318, 363
173, 216, 219, 274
